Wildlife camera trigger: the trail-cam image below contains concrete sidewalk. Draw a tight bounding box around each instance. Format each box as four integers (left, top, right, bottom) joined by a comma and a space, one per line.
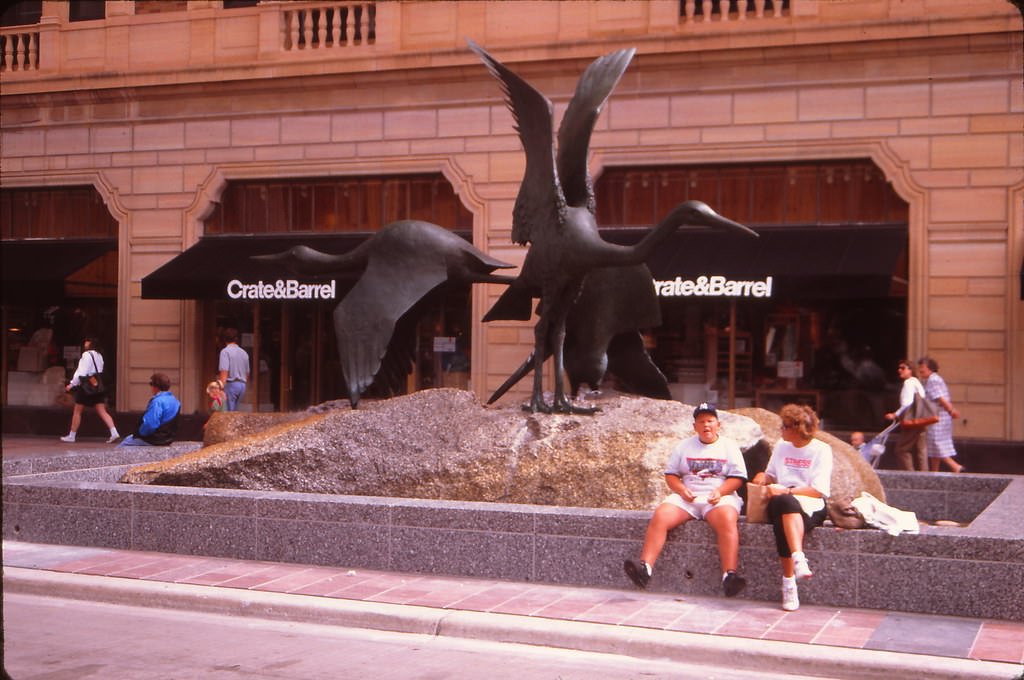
3, 540, 1022, 680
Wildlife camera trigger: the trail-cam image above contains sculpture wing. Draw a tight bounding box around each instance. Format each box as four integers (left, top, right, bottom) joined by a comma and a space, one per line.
251, 244, 362, 276
557, 48, 636, 211
605, 331, 671, 400
334, 257, 447, 406
468, 40, 563, 245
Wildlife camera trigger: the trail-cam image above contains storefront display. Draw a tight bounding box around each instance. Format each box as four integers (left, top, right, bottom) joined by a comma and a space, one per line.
2, 187, 119, 408
596, 160, 909, 430
142, 173, 476, 412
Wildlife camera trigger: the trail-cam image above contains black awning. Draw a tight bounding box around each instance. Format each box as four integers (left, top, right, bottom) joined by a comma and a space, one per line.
141, 233, 365, 300
141, 231, 473, 300
2, 238, 116, 283
602, 225, 907, 300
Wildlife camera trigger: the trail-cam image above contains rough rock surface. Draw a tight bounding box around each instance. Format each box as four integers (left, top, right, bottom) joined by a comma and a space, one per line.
733, 406, 885, 528
123, 388, 763, 511
203, 411, 313, 447
125, 390, 882, 519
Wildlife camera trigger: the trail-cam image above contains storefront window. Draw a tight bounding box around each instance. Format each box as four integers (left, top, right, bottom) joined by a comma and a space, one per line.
596, 160, 908, 430
2, 186, 118, 408
196, 174, 474, 412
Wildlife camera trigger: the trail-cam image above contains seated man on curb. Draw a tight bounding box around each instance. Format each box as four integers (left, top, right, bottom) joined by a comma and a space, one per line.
624, 402, 748, 597
118, 373, 181, 447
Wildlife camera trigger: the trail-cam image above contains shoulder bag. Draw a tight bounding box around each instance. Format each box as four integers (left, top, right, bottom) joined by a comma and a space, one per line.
900, 392, 938, 428
80, 351, 106, 397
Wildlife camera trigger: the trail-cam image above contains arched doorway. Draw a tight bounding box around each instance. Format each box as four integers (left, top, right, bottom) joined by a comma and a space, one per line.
1, 185, 119, 408
143, 173, 474, 411
595, 159, 909, 430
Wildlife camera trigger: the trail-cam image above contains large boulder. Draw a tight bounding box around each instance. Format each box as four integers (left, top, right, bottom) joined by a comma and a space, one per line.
123, 388, 763, 511
126, 391, 882, 523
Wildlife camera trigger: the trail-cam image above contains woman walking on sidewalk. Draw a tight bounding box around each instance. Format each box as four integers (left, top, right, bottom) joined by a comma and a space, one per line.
917, 356, 964, 473
61, 338, 119, 444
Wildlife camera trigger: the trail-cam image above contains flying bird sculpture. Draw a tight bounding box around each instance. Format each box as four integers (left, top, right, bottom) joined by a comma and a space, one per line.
254, 220, 515, 408
469, 40, 758, 413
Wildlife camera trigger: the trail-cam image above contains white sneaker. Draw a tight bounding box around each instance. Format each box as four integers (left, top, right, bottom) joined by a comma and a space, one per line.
782, 577, 799, 611
793, 552, 813, 579
106, 431, 120, 443
59, 433, 76, 443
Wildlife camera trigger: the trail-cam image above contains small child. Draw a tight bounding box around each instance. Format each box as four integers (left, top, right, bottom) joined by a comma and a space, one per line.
206, 379, 226, 412
850, 431, 865, 452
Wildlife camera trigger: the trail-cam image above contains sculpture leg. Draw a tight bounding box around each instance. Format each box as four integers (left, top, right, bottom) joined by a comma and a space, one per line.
550, 313, 571, 411
551, 300, 598, 415
528, 312, 551, 413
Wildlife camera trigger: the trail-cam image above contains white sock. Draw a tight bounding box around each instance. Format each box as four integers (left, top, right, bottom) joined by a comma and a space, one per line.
110, 428, 120, 437
792, 551, 806, 562
783, 575, 796, 585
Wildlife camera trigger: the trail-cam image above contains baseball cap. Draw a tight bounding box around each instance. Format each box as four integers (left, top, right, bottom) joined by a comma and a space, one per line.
693, 402, 718, 418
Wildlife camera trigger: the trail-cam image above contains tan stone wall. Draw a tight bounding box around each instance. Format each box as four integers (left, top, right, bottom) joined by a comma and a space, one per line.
1, 0, 1021, 440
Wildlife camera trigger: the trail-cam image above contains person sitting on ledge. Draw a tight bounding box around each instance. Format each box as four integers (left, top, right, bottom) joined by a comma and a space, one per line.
752, 403, 833, 612
118, 373, 181, 447
623, 402, 748, 598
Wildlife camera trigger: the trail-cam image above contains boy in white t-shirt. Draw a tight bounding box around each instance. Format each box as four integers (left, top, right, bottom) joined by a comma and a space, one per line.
624, 403, 748, 597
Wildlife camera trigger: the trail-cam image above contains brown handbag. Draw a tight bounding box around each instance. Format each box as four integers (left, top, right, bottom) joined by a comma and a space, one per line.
745, 483, 770, 523
900, 392, 939, 428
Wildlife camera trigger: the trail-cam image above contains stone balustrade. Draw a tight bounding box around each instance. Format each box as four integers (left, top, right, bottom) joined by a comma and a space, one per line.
0, 28, 40, 73
682, 0, 788, 23
281, 2, 376, 52
0, 0, 1013, 92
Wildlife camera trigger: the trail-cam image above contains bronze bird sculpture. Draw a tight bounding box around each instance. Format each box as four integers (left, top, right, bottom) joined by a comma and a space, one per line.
469, 40, 758, 413
487, 263, 671, 404
254, 220, 515, 408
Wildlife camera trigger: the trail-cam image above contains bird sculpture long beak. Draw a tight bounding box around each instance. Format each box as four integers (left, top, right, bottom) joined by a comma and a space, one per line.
700, 207, 759, 238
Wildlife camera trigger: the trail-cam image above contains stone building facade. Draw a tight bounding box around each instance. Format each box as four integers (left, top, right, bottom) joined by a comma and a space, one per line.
1, 0, 1021, 443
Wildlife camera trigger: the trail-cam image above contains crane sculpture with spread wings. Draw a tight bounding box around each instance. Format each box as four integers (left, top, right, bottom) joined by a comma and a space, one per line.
254, 220, 516, 408
469, 40, 758, 413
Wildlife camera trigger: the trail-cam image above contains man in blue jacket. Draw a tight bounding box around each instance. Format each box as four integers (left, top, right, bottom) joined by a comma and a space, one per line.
118, 373, 181, 446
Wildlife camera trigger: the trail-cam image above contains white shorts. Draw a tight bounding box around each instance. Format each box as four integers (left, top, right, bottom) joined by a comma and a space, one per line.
663, 493, 743, 520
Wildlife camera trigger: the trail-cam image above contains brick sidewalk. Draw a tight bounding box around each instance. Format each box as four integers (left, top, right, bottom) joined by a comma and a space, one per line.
4, 540, 1022, 666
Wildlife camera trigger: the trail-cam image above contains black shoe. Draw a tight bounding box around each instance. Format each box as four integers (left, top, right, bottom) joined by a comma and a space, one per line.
723, 570, 747, 597
623, 559, 650, 589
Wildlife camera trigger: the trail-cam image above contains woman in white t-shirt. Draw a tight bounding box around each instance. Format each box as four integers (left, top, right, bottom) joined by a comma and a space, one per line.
754, 404, 832, 611
884, 360, 927, 471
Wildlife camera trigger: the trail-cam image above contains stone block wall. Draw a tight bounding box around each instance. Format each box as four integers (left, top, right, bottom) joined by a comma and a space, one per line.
4, 452, 1022, 621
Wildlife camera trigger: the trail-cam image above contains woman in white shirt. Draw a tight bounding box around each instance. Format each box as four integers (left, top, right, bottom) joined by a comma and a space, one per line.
884, 360, 927, 471
61, 338, 119, 444
754, 404, 832, 612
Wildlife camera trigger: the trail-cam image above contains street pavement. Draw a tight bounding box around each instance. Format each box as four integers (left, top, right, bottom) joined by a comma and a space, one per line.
5, 590, 854, 680
3, 435, 1024, 679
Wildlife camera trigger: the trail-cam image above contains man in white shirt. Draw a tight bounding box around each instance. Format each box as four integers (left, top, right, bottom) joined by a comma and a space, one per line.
624, 403, 748, 597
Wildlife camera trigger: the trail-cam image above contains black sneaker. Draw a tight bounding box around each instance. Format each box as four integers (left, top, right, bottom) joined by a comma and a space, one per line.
623, 559, 651, 589
723, 570, 747, 597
